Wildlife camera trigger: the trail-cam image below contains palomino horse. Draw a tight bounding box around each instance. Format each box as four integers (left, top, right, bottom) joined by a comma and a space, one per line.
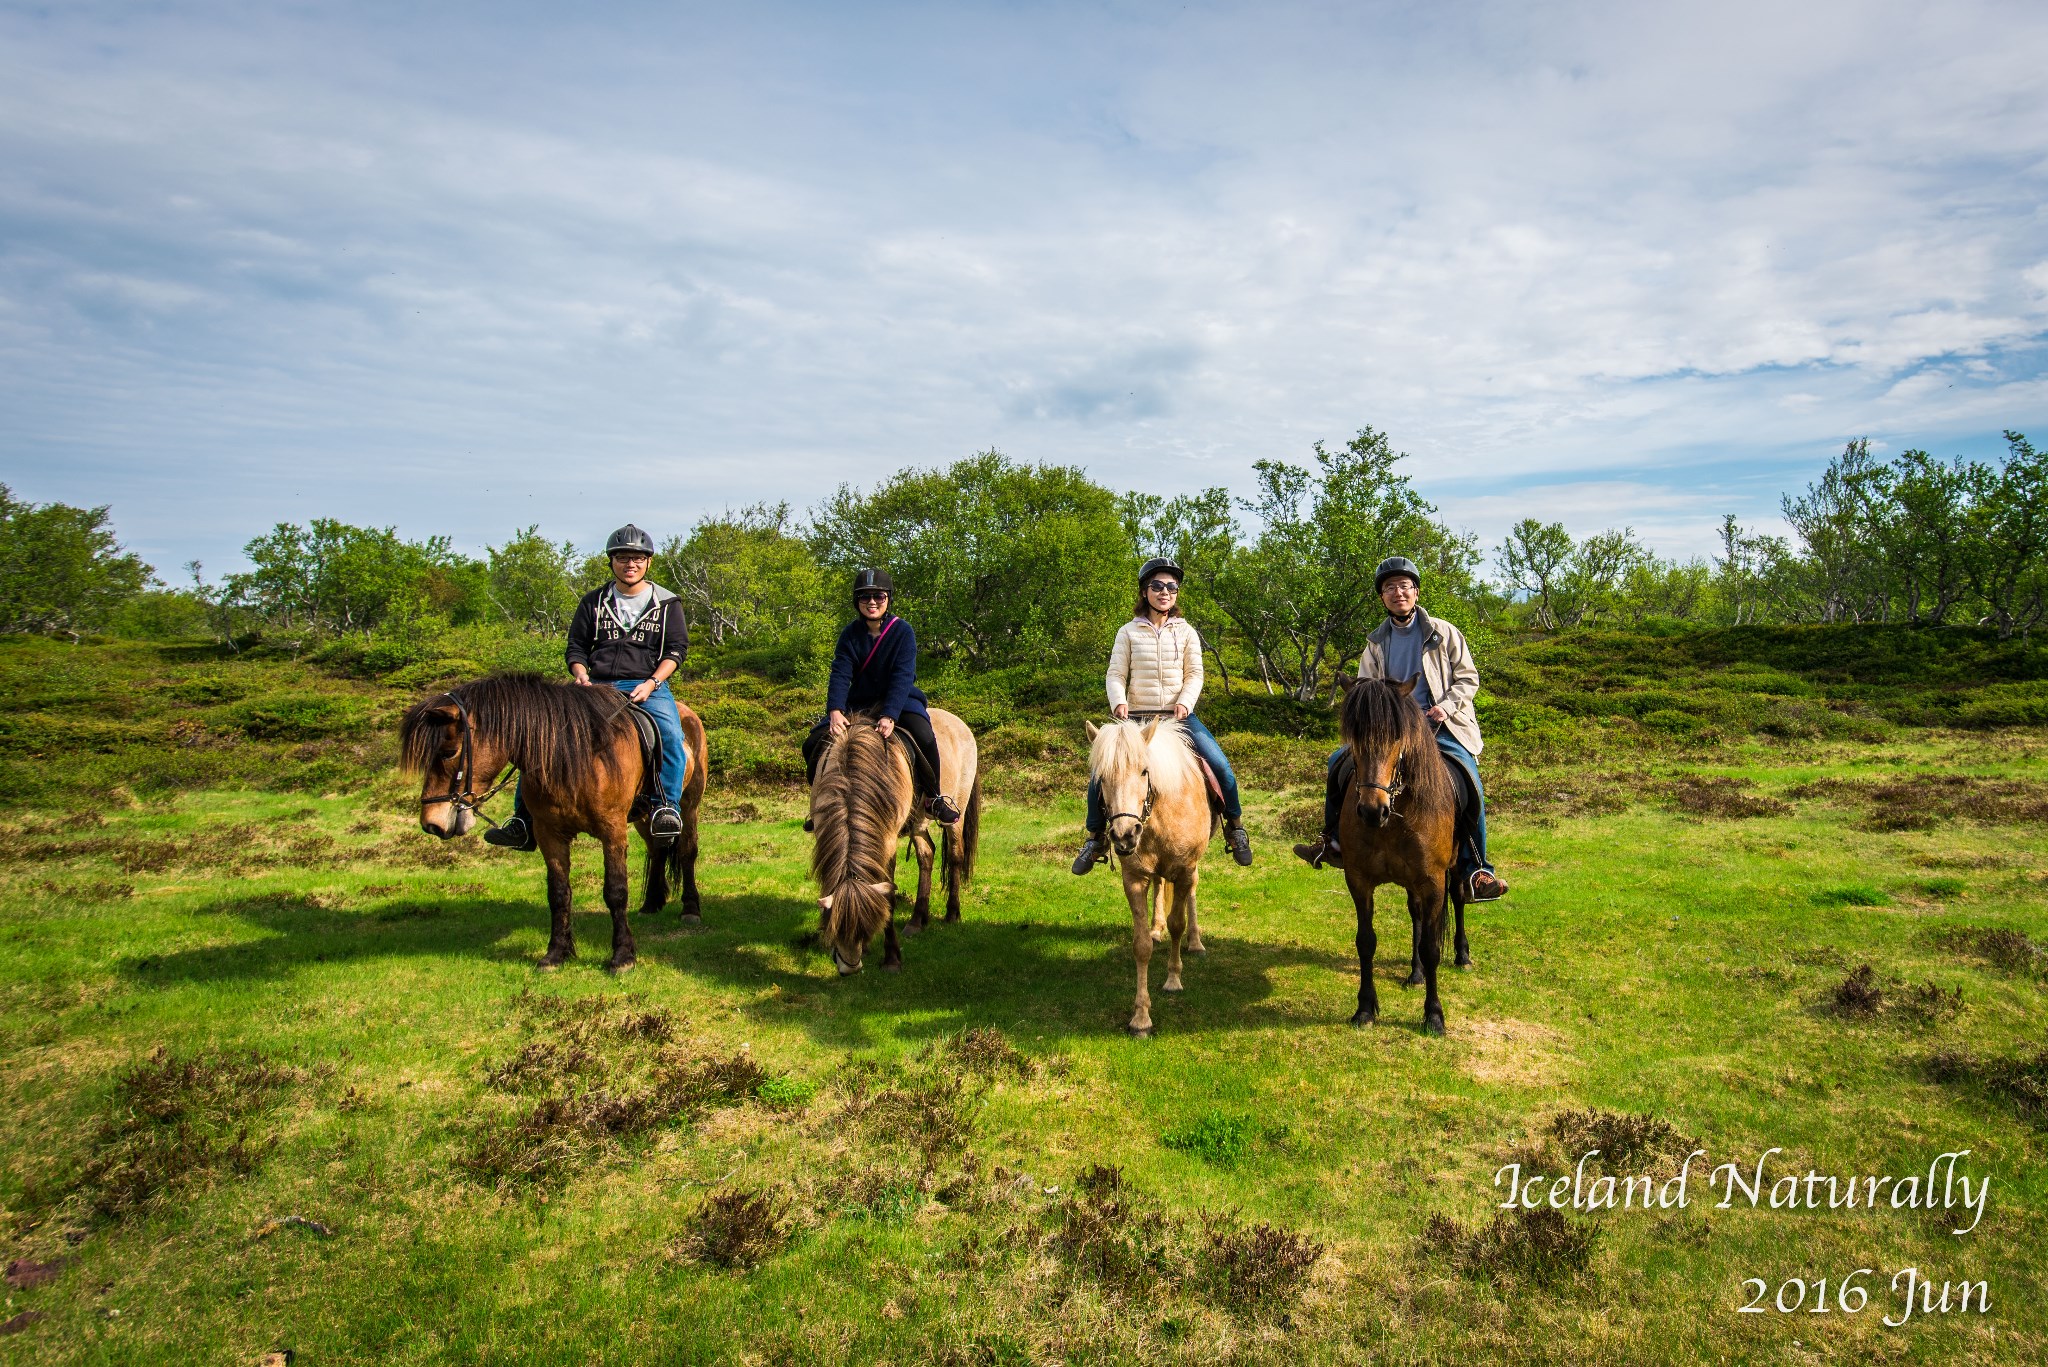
400, 674, 708, 972
1336, 676, 1465, 1035
810, 707, 981, 974
1084, 717, 1214, 1037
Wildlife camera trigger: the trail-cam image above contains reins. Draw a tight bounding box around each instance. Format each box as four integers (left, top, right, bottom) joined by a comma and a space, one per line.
419, 695, 519, 830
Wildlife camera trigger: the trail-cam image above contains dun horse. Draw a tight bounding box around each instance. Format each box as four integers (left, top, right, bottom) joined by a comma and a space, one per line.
1335, 676, 1466, 1035
809, 707, 981, 974
1084, 717, 1214, 1037
400, 674, 707, 972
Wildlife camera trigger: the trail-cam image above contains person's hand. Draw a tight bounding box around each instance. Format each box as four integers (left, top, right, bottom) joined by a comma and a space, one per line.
1425, 704, 1447, 723
1111, 703, 1129, 721
1172, 704, 1189, 721
828, 709, 848, 737
571, 669, 592, 686
874, 716, 896, 740
629, 680, 656, 704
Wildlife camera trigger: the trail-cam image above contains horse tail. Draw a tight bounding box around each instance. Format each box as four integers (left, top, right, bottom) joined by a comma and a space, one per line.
945, 775, 982, 887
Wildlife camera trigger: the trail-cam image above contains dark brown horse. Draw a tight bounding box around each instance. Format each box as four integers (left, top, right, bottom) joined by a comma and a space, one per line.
399, 674, 707, 972
1336, 676, 1466, 1035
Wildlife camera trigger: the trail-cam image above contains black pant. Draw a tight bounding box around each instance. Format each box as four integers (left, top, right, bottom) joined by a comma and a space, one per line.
804, 711, 943, 800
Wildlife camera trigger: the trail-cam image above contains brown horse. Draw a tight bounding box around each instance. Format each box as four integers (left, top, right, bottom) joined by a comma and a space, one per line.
400, 674, 708, 972
1084, 716, 1214, 1037
1336, 676, 1465, 1035
809, 706, 981, 974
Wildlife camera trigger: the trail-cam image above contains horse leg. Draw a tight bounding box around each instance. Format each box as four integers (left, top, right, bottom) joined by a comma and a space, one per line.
678, 822, 703, 924
1161, 876, 1188, 994
538, 831, 576, 969
602, 830, 636, 973
1453, 885, 1471, 968
1410, 880, 1446, 1035
1126, 870, 1156, 1036
1150, 880, 1168, 944
1404, 909, 1426, 987
907, 827, 934, 933
882, 850, 903, 970
942, 821, 963, 923
1349, 878, 1377, 1027
1181, 864, 1206, 954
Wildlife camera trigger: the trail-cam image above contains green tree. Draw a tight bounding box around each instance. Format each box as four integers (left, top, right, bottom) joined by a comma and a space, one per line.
808, 451, 1129, 668
1782, 438, 1893, 623
1208, 427, 1473, 701
659, 503, 831, 651
487, 526, 582, 633
0, 485, 155, 640
1881, 450, 1971, 625
1555, 527, 1650, 627
1961, 431, 2048, 640
1495, 519, 1574, 630
1121, 487, 1242, 694
1713, 515, 1799, 625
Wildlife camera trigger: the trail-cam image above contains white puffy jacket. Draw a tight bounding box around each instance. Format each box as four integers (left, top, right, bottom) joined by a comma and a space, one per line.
1105, 616, 1204, 713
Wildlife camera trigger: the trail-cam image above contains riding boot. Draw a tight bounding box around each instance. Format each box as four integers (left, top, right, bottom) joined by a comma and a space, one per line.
1291, 834, 1342, 870
1223, 816, 1253, 866
484, 815, 537, 851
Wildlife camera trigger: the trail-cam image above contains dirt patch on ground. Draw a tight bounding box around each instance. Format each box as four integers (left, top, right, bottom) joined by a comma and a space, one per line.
1787, 773, 2048, 831
1454, 1017, 1576, 1088
1659, 775, 1791, 819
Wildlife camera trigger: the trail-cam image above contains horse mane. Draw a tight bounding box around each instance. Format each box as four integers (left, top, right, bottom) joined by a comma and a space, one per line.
810, 709, 913, 950
398, 673, 630, 791
1338, 679, 1455, 811
1088, 717, 1200, 793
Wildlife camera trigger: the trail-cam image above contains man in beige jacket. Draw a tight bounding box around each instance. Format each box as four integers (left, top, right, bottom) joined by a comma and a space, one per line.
1293, 556, 1508, 901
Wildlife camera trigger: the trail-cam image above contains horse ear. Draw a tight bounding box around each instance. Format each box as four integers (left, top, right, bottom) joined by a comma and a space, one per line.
1393, 676, 1419, 697
1084, 721, 1100, 741
1140, 717, 1162, 742
867, 880, 894, 895
1334, 668, 1357, 693
818, 894, 834, 912
423, 703, 460, 725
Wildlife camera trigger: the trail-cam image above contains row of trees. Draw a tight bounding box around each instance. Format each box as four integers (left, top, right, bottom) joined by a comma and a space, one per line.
5, 428, 2043, 691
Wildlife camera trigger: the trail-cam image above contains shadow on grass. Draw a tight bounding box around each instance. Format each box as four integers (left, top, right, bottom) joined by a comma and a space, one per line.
114, 879, 1427, 1048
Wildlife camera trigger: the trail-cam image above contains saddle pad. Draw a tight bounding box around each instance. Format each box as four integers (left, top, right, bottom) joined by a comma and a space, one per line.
1195, 756, 1226, 810
626, 702, 691, 799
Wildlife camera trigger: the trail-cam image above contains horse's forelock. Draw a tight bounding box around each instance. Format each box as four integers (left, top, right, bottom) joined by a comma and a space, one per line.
1342, 679, 1454, 809
397, 692, 457, 776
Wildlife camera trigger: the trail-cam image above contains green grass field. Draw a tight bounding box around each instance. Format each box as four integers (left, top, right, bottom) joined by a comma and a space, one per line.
3, 639, 2048, 1364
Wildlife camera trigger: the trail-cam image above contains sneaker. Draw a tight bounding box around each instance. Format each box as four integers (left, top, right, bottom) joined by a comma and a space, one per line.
484, 816, 536, 851
1291, 836, 1341, 870
1070, 835, 1108, 875
1225, 823, 1253, 866
926, 794, 963, 824
1467, 869, 1509, 901
802, 816, 815, 833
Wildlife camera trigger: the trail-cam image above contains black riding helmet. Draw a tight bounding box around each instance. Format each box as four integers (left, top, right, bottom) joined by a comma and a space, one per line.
851, 567, 894, 598
1374, 556, 1421, 594
1137, 556, 1183, 587
606, 524, 656, 557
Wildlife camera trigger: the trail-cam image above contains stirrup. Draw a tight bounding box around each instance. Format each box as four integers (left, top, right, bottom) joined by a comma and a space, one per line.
1291, 836, 1340, 870
1467, 869, 1508, 901
484, 816, 536, 851
1071, 835, 1107, 875
926, 793, 963, 824
648, 806, 683, 840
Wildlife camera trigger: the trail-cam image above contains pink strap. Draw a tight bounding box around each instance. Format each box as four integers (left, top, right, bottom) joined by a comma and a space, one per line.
859, 616, 897, 672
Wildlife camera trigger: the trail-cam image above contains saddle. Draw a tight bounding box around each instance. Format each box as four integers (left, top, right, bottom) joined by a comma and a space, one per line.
624, 702, 690, 817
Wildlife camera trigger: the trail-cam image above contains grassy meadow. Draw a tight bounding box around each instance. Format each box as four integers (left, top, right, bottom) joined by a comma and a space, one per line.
3, 633, 2047, 1364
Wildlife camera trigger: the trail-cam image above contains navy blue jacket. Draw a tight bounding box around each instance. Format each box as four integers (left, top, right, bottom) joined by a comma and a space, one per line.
826, 615, 928, 721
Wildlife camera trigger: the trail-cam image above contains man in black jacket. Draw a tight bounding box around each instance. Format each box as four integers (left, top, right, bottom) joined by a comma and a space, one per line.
486, 524, 689, 848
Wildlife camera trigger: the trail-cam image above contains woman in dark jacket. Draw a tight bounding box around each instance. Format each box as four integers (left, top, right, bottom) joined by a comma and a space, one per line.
801, 568, 961, 825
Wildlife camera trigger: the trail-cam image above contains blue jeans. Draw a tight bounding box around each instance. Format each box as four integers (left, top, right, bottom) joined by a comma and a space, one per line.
515, 679, 688, 816
1323, 730, 1491, 877
1086, 713, 1242, 831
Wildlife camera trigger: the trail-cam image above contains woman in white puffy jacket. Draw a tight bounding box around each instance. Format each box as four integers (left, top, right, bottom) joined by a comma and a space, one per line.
1072, 558, 1254, 873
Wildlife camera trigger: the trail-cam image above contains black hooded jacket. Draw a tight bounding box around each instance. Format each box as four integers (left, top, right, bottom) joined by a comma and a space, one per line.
564, 583, 688, 681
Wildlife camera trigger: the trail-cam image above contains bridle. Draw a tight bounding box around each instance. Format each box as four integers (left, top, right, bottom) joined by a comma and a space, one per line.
1352, 742, 1406, 815
419, 695, 517, 825
1106, 781, 1157, 842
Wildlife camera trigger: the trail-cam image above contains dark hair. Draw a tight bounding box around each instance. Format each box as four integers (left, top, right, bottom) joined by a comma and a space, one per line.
1132, 572, 1183, 621
400, 673, 629, 791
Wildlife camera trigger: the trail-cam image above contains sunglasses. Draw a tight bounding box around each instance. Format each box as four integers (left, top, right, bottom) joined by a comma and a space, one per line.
854, 590, 890, 602
1145, 581, 1180, 595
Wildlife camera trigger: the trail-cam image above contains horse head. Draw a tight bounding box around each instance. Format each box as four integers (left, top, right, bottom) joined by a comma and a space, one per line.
808, 719, 914, 973
1086, 717, 1165, 857
400, 695, 482, 839
1342, 676, 1420, 828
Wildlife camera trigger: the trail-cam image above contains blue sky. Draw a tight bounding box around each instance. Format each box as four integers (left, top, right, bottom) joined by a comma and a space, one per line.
4, 0, 2046, 578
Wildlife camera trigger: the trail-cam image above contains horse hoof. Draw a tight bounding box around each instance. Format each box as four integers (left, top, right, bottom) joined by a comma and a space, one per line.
1350, 1011, 1376, 1028
1402, 972, 1426, 988
1162, 979, 1183, 994
883, 961, 902, 973
608, 959, 636, 975
1184, 942, 1207, 956
1424, 1015, 1446, 1037
900, 921, 922, 938
1126, 1023, 1154, 1038
680, 913, 702, 926
538, 960, 564, 973
1456, 958, 1473, 970
943, 912, 961, 924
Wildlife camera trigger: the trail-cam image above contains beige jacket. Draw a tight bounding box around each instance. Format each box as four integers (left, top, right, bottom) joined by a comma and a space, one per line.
1106, 616, 1204, 713
1357, 607, 1483, 756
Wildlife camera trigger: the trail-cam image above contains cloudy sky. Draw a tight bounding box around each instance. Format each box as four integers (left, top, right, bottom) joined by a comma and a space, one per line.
4, 0, 2046, 577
